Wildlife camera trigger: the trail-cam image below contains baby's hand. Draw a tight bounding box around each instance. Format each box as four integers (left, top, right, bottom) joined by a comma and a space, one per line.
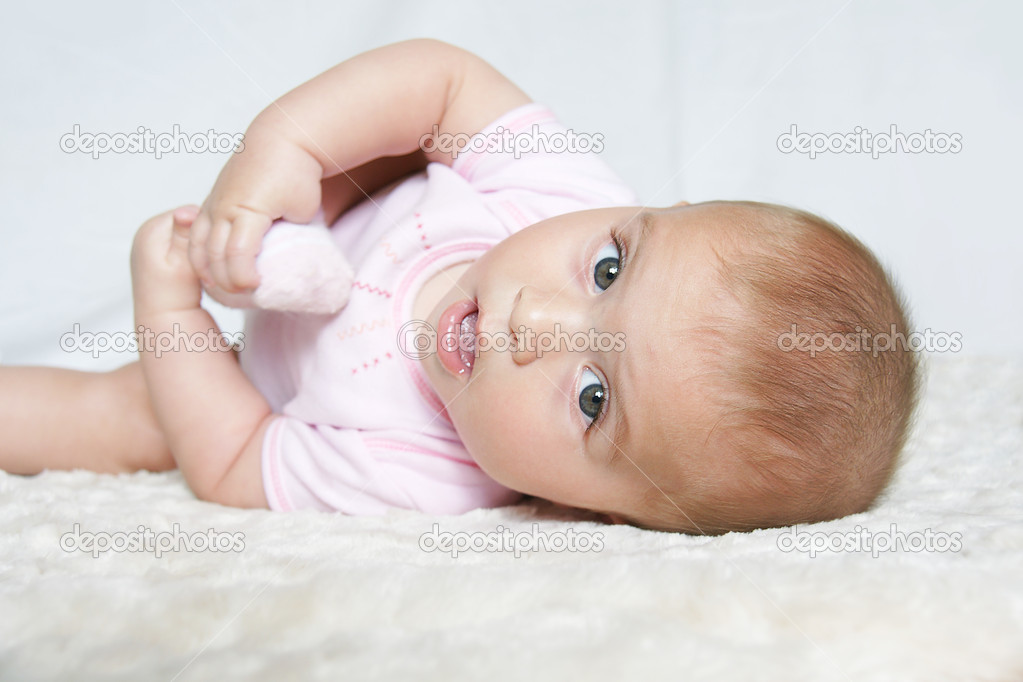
188, 201, 273, 296
188, 130, 323, 295
130, 206, 203, 315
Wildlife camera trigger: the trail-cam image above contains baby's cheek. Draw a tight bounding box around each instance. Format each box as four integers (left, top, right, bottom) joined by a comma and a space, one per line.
448, 400, 500, 467
456, 406, 524, 480
455, 371, 547, 484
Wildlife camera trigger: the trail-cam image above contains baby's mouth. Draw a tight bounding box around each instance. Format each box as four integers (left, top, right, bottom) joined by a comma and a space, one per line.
437, 298, 479, 378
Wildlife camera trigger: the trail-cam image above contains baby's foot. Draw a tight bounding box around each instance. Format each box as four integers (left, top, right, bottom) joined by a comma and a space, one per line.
131, 205, 204, 315
173, 204, 251, 308
172, 205, 200, 229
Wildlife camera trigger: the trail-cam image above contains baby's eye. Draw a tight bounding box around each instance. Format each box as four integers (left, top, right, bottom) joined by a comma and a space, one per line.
592, 240, 621, 292
578, 367, 607, 426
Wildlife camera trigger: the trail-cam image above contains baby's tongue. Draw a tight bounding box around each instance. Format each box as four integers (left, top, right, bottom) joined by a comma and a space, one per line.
460, 312, 478, 356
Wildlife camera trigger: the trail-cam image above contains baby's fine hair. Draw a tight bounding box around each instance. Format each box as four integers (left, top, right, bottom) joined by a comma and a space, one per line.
633, 201, 921, 534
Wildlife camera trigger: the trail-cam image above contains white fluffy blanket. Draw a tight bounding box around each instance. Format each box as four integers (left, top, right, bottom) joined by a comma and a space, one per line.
1, 354, 1021, 681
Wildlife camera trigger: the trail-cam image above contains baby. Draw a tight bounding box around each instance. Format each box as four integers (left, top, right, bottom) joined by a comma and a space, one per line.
0, 39, 919, 534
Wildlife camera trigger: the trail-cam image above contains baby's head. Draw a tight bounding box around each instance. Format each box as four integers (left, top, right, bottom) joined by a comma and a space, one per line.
420, 201, 920, 534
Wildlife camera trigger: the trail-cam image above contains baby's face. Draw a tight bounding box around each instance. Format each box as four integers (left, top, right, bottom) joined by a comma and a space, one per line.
419, 203, 738, 519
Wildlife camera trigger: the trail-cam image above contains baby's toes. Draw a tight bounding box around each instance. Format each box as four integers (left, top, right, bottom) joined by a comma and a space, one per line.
172, 205, 200, 227
170, 206, 199, 255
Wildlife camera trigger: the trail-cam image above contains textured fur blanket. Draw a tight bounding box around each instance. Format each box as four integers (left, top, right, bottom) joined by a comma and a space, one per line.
1, 355, 1020, 681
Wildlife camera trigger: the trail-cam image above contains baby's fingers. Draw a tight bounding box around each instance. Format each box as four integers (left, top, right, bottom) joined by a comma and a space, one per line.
188, 208, 214, 286
206, 212, 271, 294
227, 212, 272, 290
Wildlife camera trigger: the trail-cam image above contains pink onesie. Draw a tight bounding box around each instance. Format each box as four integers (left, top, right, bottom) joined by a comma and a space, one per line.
239, 103, 638, 515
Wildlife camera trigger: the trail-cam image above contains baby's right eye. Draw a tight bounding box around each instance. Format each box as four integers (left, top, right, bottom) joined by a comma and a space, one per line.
592, 240, 621, 293
578, 367, 607, 428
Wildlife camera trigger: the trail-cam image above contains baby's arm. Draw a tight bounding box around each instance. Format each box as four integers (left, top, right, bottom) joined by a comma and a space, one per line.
191, 38, 530, 294
136, 41, 529, 508
131, 206, 269, 508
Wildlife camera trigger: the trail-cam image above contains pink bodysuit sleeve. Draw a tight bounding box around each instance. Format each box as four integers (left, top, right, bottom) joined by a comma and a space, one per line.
449, 102, 639, 230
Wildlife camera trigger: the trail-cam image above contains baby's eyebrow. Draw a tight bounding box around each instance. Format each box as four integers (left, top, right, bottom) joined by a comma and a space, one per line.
605, 212, 654, 467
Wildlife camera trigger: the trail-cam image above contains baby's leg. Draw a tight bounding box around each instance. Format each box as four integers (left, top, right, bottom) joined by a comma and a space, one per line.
0, 361, 174, 475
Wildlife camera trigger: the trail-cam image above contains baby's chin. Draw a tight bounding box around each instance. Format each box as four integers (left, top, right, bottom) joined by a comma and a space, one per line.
458, 442, 506, 484
457, 442, 535, 497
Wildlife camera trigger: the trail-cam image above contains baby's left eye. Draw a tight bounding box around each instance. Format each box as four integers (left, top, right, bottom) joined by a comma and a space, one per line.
578, 367, 607, 427
592, 241, 621, 292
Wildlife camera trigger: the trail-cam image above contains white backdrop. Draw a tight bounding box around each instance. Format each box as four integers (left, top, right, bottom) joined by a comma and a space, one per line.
1, 0, 1020, 369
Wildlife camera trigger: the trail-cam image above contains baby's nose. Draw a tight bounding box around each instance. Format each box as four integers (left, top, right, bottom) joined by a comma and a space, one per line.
509, 285, 588, 365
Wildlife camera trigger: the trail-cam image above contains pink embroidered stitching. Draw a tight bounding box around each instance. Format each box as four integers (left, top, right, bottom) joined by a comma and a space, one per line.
415, 212, 432, 251
380, 240, 400, 265
352, 281, 392, 298
350, 351, 393, 375
335, 318, 389, 342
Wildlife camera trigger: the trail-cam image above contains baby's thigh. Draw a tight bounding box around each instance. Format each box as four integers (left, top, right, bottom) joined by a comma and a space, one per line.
0, 362, 174, 475
101, 362, 175, 472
